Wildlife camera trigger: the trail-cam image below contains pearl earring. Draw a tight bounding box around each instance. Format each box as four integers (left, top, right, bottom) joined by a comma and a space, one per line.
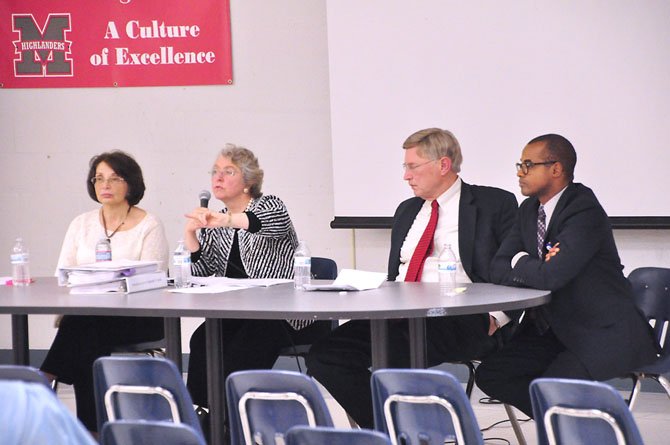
243, 187, 249, 194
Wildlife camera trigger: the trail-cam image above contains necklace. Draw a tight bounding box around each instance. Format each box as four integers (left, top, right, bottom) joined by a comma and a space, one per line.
101, 205, 132, 239
245, 198, 254, 212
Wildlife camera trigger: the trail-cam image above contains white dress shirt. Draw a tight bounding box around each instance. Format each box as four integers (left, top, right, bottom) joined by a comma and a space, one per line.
396, 178, 513, 327
396, 178, 470, 284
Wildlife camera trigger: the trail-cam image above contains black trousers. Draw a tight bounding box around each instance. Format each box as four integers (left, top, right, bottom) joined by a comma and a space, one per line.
186, 319, 331, 407
474, 322, 592, 418
305, 314, 506, 429
40, 315, 164, 431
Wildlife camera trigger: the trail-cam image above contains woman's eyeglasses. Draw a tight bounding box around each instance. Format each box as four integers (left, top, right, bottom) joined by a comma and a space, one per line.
91, 176, 125, 186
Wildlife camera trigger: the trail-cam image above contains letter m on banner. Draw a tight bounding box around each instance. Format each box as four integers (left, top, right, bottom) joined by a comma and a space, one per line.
12, 14, 73, 77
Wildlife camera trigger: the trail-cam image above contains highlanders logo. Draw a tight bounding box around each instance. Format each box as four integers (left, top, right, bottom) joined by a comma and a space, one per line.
12, 13, 73, 77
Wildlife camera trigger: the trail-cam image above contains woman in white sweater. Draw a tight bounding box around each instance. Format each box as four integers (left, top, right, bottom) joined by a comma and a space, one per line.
41, 150, 169, 434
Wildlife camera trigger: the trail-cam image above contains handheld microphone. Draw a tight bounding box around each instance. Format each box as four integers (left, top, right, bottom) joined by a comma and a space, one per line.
198, 190, 211, 208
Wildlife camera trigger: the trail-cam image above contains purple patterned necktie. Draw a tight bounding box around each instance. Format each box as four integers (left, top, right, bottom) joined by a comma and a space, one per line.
537, 205, 546, 258
531, 204, 550, 334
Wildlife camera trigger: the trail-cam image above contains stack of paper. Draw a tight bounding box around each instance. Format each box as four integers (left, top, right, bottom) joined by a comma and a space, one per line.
303, 269, 387, 291
169, 277, 293, 294
57, 260, 167, 294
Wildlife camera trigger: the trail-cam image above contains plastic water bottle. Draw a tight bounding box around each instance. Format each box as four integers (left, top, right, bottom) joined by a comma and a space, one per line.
10, 237, 31, 286
172, 240, 192, 288
438, 244, 458, 296
95, 238, 112, 262
293, 240, 311, 290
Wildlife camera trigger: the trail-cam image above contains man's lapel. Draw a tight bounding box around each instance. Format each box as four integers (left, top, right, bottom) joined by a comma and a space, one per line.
458, 183, 476, 278
545, 183, 575, 242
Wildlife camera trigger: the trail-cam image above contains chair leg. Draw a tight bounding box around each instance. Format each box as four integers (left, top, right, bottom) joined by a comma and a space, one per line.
654, 375, 670, 401
629, 373, 670, 410
628, 375, 643, 410
347, 413, 359, 428
464, 361, 476, 399
503, 403, 527, 445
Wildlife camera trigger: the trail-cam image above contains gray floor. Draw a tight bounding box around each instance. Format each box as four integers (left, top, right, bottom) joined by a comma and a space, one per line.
58, 379, 670, 444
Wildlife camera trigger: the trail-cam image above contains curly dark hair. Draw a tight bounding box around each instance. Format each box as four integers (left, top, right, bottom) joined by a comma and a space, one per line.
86, 150, 145, 205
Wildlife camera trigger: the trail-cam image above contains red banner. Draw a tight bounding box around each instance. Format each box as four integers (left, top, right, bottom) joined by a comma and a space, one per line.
0, 0, 232, 88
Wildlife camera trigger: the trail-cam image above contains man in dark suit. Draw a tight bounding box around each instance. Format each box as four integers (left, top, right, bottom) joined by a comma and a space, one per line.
475, 133, 658, 417
306, 128, 518, 428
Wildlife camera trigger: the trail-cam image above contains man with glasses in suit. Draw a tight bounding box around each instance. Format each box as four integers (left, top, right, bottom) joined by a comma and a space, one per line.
307, 127, 519, 428
475, 133, 658, 417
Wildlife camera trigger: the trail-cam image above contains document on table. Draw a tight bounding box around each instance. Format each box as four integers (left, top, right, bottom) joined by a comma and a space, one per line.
57, 259, 161, 286
169, 276, 293, 294
68, 271, 168, 294
303, 269, 387, 291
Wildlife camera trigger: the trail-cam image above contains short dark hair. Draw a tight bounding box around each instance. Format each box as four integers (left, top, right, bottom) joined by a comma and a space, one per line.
86, 150, 145, 205
527, 133, 577, 181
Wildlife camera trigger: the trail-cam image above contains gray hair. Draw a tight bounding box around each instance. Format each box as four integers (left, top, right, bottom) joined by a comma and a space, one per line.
402, 128, 463, 173
219, 143, 264, 198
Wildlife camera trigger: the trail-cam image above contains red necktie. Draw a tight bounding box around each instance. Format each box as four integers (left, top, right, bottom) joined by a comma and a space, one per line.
405, 200, 439, 282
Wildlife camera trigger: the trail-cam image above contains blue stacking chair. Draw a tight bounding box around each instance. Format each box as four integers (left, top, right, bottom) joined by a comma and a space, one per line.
626, 267, 670, 409
278, 257, 339, 368
0, 364, 51, 387
100, 420, 206, 445
285, 425, 392, 445
371, 369, 484, 445
530, 378, 644, 445
92, 356, 204, 438
311, 257, 338, 280
226, 370, 334, 445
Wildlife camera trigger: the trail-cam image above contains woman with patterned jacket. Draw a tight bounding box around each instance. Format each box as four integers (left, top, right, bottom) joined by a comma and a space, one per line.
183, 144, 323, 411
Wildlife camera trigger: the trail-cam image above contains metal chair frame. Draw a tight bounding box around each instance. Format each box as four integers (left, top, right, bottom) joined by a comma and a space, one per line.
452, 360, 528, 445
543, 406, 626, 445
104, 384, 181, 423
371, 369, 484, 445
93, 356, 203, 437
226, 370, 333, 445
238, 391, 317, 445
530, 378, 644, 445
626, 266, 670, 409
382, 394, 465, 445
